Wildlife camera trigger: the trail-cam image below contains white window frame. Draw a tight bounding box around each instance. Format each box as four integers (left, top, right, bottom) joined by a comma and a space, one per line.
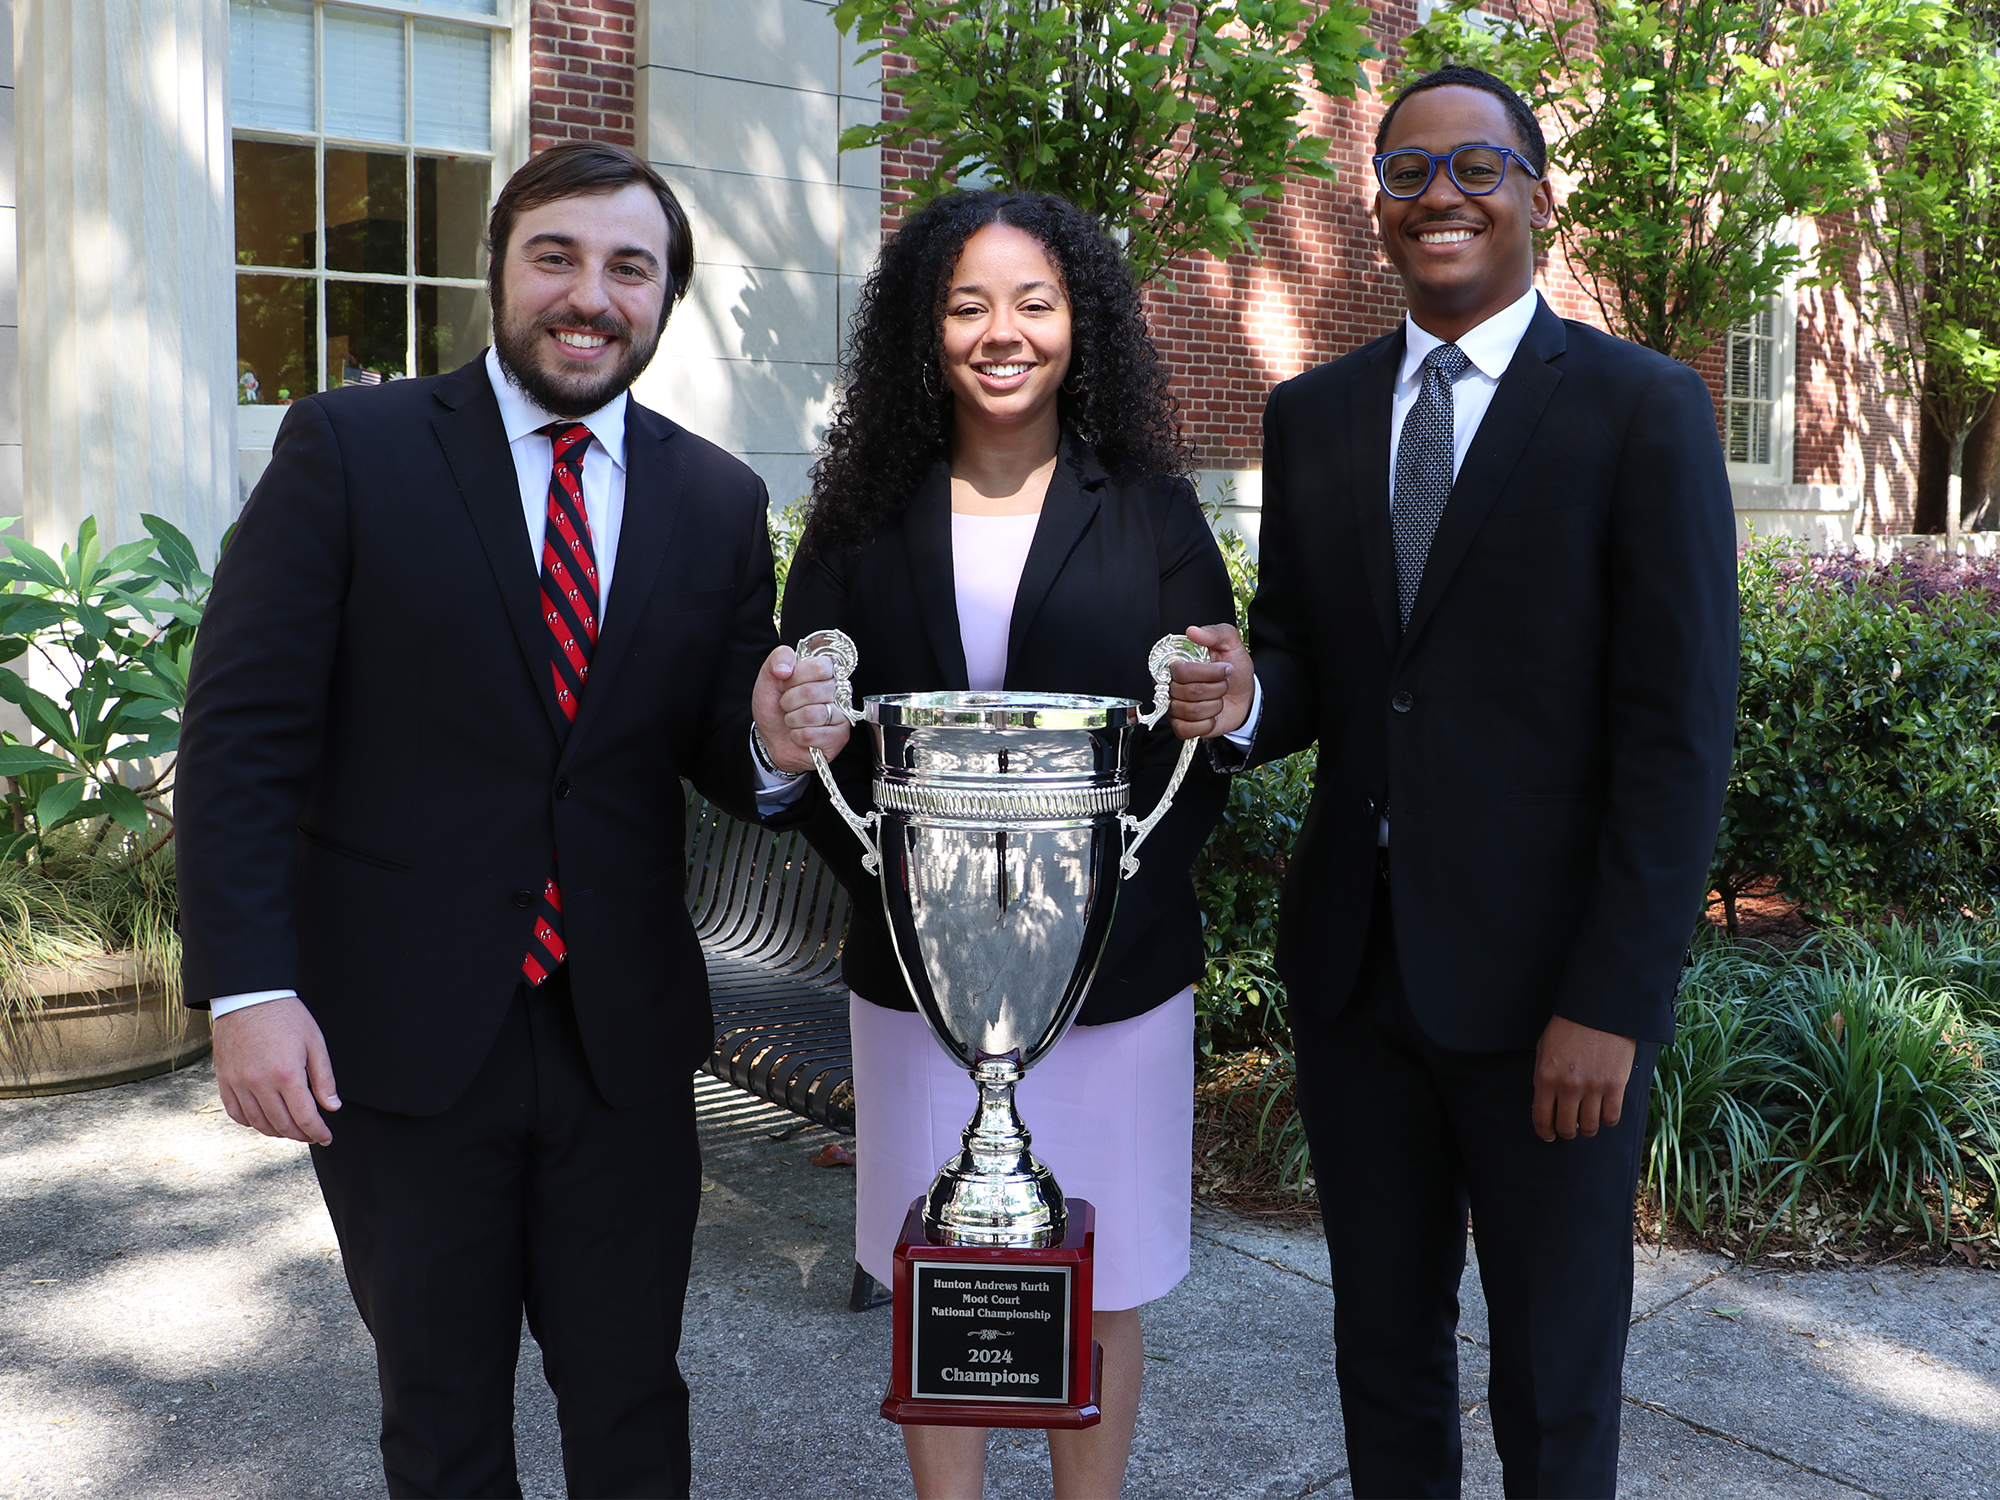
232, 0, 529, 446
1722, 287, 1797, 483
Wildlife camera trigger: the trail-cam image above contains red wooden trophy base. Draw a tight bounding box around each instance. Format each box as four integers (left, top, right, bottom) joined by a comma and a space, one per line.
882, 1200, 1102, 1430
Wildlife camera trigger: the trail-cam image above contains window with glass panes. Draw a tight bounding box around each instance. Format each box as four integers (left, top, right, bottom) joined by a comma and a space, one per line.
1724, 306, 1780, 469
229, 0, 508, 406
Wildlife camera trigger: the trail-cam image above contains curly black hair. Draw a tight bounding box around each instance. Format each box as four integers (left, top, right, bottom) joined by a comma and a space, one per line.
803, 191, 1192, 554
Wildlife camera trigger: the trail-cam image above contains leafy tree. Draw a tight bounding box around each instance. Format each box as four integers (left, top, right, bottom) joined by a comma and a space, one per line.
1858, 2, 2000, 533
831, 0, 1377, 282
1407, 0, 1905, 363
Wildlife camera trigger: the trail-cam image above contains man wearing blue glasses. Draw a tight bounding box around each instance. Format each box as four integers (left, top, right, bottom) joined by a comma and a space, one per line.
1169, 66, 1737, 1497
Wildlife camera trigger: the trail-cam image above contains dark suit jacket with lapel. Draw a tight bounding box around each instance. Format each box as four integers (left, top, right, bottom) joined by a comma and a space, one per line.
1247, 297, 1738, 1049
177, 355, 781, 1115
780, 436, 1234, 1027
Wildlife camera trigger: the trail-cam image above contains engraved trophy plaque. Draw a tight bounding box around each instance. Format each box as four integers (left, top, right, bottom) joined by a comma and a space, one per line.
798, 628, 1206, 1429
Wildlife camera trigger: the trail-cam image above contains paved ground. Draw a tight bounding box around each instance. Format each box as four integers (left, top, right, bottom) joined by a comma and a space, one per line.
1, 1062, 1996, 1498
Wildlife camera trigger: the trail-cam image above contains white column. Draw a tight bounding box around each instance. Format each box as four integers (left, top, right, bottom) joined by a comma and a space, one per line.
15, 0, 235, 563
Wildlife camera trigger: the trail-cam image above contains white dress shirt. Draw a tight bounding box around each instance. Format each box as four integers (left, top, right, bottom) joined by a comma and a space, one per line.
487, 345, 631, 613
212, 350, 795, 1018
1387, 286, 1540, 490
1223, 288, 1544, 816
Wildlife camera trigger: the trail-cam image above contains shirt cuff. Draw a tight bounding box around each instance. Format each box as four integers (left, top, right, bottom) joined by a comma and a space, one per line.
756, 775, 810, 813
1223, 676, 1264, 747
210, 990, 298, 1020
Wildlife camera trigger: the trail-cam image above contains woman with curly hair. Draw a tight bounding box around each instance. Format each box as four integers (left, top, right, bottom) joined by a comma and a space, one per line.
777, 190, 1234, 1497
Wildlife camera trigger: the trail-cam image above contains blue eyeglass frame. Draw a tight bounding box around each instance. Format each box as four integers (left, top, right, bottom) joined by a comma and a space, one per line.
1371, 144, 1540, 199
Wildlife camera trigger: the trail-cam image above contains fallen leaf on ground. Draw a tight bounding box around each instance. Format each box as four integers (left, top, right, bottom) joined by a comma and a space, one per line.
811, 1142, 856, 1169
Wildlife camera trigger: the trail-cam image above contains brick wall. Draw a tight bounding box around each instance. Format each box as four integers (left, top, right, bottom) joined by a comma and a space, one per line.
879, 47, 938, 235
529, 1, 636, 152
1791, 222, 1919, 532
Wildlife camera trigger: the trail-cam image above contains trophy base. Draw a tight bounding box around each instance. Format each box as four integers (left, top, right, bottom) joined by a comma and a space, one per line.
882, 1200, 1102, 1430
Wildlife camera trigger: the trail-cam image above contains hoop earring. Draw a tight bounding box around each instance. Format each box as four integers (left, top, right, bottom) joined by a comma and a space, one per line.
922, 363, 946, 402
1062, 365, 1083, 396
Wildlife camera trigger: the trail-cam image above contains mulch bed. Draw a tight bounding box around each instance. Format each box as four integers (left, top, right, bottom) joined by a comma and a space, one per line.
1701, 879, 1818, 949
1635, 1190, 2000, 1272
1193, 1049, 1320, 1226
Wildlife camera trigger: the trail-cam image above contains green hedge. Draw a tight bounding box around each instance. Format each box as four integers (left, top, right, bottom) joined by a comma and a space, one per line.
1715, 541, 2000, 931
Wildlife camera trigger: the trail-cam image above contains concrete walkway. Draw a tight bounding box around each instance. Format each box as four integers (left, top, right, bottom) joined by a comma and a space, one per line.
0, 1063, 1995, 1498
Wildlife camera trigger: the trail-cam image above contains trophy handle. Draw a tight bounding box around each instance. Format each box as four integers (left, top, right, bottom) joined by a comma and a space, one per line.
1119, 634, 1209, 879
795, 628, 881, 875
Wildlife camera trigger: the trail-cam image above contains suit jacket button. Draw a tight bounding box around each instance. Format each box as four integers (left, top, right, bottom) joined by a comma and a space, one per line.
1392, 691, 1414, 713
511, 890, 535, 908
555, 778, 571, 800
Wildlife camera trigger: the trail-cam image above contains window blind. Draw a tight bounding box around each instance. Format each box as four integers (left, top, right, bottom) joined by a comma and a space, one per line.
229, 0, 315, 134
415, 24, 493, 153
323, 5, 407, 143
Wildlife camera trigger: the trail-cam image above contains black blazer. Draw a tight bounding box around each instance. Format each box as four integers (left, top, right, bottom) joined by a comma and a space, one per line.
780, 437, 1234, 1027
1246, 298, 1738, 1048
177, 355, 783, 1115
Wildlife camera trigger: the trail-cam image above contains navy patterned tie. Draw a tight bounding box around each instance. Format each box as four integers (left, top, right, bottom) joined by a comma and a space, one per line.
522, 421, 599, 986
1390, 342, 1471, 631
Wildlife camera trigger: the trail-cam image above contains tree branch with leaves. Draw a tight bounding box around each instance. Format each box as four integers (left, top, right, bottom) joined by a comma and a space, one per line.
1408, 0, 1909, 364
833, 0, 1377, 282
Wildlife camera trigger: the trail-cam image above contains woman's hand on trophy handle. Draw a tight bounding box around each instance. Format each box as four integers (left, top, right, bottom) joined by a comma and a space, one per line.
1168, 624, 1254, 739
753, 645, 850, 775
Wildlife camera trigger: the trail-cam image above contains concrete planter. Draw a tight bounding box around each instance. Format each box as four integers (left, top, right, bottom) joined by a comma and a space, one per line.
0, 954, 209, 1098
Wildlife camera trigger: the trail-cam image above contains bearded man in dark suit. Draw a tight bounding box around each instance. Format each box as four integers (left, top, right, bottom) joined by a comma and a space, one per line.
177, 142, 848, 1499
1170, 67, 1738, 1498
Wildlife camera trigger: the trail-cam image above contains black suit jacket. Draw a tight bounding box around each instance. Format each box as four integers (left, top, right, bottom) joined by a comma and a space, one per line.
780, 437, 1234, 1026
1247, 298, 1738, 1048
177, 355, 782, 1115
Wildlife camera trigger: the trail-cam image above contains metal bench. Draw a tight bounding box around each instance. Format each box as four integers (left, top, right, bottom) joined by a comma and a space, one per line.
686, 786, 855, 1132
687, 787, 890, 1310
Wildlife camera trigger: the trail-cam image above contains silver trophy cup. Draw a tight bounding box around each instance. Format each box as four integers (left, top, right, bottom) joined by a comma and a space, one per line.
799, 630, 1207, 1248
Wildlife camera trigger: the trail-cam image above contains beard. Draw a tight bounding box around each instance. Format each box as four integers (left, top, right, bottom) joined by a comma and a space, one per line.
491, 299, 662, 418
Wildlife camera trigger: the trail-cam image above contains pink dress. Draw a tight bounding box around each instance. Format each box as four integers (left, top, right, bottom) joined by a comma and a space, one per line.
847, 509, 1197, 1311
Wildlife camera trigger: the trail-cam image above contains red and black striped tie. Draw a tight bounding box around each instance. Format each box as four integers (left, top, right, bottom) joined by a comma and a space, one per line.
523, 421, 600, 986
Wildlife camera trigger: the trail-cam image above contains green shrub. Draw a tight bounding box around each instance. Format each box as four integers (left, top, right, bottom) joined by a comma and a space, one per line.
1220, 1041, 1316, 1195
1642, 923, 2000, 1245
0, 515, 209, 858
0, 829, 182, 1007
1715, 540, 2000, 930
1773, 962, 2000, 1231
0, 515, 208, 1010
1193, 748, 1313, 1053
1190, 517, 1314, 1053
1823, 916, 2000, 1025
769, 499, 807, 612
1646, 940, 1800, 1235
